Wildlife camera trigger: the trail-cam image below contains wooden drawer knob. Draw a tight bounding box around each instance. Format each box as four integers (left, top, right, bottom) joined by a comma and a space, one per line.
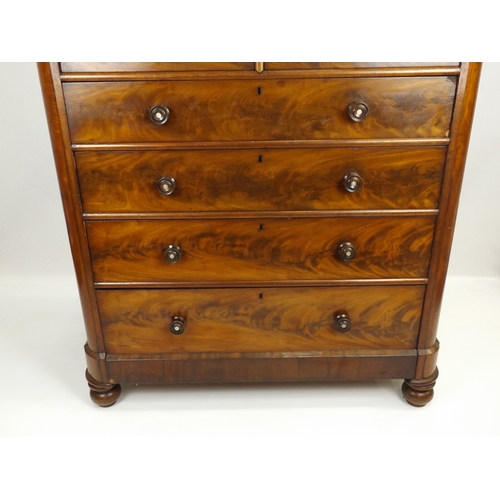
164, 245, 182, 263
334, 312, 351, 332
343, 172, 363, 193
170, 316, 186, 334
348, 102, 369, 122
149, 105, 170, 125
338, 242, 356, 261
157, 176, 177, 195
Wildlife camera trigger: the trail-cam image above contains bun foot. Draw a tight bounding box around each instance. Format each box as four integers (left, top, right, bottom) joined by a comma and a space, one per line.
85, 370, 121, 407
402, 368, 439, 407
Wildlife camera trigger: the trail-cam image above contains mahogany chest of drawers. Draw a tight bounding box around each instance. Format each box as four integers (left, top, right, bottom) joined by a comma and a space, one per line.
38, 62, 481, 407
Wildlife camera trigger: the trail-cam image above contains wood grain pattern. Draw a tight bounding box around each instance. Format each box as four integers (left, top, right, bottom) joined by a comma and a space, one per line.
38, 62, 482, 406
266, 63, 460, 70
63, 77, 457, 143
37, 63, 109, 367
76, 147, 446, 213
105, 354, 418, 384
86, 216, 436, 283
97, 286, 424, 354
61, 62, 254, 72
415, 63, 482, 379
60, 68, 461, 83
60, 63, 459, 74
72, 138, 450, 151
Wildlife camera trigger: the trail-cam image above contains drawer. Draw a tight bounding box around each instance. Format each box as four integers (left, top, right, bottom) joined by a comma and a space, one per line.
87, 216, 435, 283
63, 77, 456, 143
60, 62, 254, 73
77, 147, 446, 213
97, 286, 425, 354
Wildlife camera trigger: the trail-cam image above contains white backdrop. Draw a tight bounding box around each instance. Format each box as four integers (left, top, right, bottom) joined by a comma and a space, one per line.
0, 62, 498, 294
1, 4, 499, 488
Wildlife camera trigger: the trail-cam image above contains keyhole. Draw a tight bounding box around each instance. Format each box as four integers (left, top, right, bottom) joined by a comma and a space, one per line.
259, 293, 263, 299
257, 87, 262, 95
258, 155, 263, 163
259, 224, 264, 231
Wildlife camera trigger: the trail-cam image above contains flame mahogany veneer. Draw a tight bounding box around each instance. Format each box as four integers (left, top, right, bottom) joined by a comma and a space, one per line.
38, 62, 481, 407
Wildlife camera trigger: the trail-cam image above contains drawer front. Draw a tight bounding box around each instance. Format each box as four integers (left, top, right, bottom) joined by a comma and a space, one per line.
87, 217, 435, 283
64, 77, 456, 143
77, 147, 446, 213
97, 286, 425, 354
61, 62, 254, 73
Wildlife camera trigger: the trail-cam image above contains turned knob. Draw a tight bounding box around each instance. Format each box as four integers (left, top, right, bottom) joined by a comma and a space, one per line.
334, 312, 351, 332
157, 176, 177, 195
343, 172, 363, 193
170, 316, 185, 334
348, 102, 369, 122
338, 242, 356, 261
164, 245, 182, 263
149, 105, 170, 125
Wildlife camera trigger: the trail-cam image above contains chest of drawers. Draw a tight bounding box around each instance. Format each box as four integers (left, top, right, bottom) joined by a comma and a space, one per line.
38, 62, 481, 407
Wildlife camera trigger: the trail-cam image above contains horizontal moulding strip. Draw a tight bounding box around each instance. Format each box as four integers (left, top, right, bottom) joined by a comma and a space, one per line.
106, 349, 418, 362
72, 138, 450, 151
94, 279, 428, 289
83, 210, 439, 220
60, 67, 461, 82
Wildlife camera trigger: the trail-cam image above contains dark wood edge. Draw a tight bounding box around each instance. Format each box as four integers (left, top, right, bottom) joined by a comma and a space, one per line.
85, 369, 121, 407
402, 367, 438, 407
59, 67, 460, 82
37, 63, 107, 378
71, 138, 450, 151
83, 210, 439, 220
417, 340, 440, 357
415, 62, 482, 377
106, 348, 417, 361
94, 279, 428, 289
106, 354, 417, 385
417, 341, 440, 380
84, 342, 108, 383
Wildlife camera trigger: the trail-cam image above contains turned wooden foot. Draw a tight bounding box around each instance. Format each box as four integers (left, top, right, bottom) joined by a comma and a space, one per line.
85, 370, 121, 407
402, 368, 439, 407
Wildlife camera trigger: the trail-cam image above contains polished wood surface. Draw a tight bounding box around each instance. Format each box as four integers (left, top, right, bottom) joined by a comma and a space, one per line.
265, 62, 460, 70
39, 62, 481, 406
61, 62, 254, 72
86, 216, 435, 283
37, 62, 108, 373
97, 286, 424, 354
106, 354, 418, 384
76, 147, 446, 213
415, 63, 482, 380
402, 367, 439, 407
61, 68, 461, 83
85, 369, 121, 407
61, 62, 460, 73
63, 77, 456, 143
